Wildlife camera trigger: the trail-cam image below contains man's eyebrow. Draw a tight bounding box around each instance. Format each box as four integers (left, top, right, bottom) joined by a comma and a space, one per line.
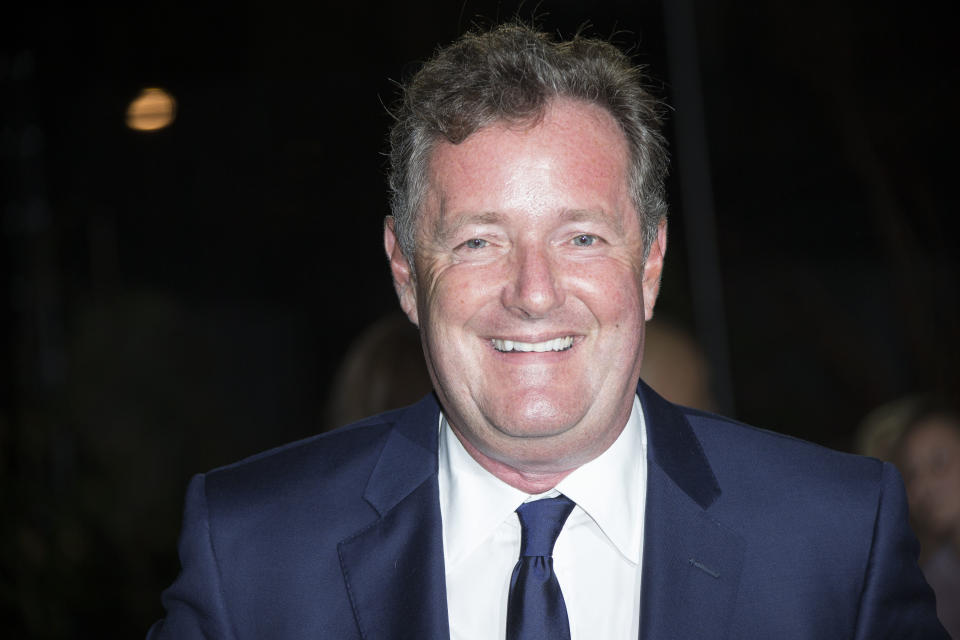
430, 211, 505, 244
559, 208, 626, 235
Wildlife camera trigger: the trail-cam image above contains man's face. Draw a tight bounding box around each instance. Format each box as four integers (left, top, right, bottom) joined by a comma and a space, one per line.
385, 99, 666, 481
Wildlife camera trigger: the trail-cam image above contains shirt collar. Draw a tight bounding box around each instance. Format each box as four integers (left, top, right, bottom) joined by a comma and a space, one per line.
438, 395, 647, 567
438, 413, 528, 568
555, 394, 647, 563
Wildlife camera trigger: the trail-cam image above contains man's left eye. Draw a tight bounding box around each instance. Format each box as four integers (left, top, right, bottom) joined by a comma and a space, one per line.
462, 238, 489, 249
572, 234, 597, 247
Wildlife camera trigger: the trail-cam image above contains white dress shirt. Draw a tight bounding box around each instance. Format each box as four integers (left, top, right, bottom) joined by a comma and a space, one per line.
438, 395, 648, 640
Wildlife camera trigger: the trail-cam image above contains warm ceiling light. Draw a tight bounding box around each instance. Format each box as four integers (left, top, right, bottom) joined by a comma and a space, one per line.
126, 87, 176, 131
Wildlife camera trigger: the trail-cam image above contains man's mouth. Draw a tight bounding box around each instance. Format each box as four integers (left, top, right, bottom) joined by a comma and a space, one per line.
491, 336, 575, 353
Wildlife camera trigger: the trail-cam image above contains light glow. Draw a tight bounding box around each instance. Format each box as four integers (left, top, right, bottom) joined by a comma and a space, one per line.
126, 87, 176, 131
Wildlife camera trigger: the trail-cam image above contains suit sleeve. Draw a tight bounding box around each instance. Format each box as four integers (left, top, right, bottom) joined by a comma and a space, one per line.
852, 462, 949, 639
147, 474, 233, 640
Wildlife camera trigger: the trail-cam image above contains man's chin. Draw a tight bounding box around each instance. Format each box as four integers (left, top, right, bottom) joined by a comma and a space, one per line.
487, 407, 586, 440
494, 423, 574, 440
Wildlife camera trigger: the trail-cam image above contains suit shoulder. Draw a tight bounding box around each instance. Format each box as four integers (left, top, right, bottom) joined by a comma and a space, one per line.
677, 407, 908, 577
682, 406, 884, 494
202, 408, 407, 513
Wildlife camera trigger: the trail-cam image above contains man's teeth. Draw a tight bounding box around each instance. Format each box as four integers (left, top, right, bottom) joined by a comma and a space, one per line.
491, 337, 574, 352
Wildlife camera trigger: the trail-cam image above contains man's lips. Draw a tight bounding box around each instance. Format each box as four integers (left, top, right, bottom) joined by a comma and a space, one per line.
490, 336, 575, 353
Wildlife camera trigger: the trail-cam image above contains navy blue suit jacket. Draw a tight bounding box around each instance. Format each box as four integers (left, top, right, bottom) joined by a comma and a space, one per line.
149, 382, 946, 638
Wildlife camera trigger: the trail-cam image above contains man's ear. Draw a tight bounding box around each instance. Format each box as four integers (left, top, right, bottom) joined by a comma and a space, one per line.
642, 219, 668, 322
384, 216, 419, 326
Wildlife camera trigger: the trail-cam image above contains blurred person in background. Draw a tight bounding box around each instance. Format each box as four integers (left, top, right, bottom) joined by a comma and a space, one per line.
895, 402, 960, 637
324, 312, 433, 430
856, 395, 928, 463
639, 318, 717, 412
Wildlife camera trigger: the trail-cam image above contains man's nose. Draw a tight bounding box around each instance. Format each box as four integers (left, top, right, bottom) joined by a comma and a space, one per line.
501, 243, 565, 318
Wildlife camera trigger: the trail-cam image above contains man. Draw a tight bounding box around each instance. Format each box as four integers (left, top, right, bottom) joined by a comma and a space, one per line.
149, 24, 945, 638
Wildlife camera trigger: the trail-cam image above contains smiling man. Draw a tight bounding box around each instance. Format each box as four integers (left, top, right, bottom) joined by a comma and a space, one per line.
149, 24, 945, 639
388, 98, 660, 493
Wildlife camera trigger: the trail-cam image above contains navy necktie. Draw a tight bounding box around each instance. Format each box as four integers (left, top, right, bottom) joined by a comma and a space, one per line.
506, 495, 576, 640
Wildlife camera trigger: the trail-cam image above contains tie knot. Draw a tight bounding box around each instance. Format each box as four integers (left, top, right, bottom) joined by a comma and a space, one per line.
516, 495, 575, 557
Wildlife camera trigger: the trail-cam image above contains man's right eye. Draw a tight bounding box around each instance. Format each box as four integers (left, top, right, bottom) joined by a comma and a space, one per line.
462, 238, 489, 249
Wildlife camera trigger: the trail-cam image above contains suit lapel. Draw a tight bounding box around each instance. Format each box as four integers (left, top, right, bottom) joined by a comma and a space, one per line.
337, 395, 450, 640
336, 386, 745, 639
638, 383, 745, 640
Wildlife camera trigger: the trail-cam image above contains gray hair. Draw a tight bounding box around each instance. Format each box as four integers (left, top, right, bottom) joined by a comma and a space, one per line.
388, 22, 670, 261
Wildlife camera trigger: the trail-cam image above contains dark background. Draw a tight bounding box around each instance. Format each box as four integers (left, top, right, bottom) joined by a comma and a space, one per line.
2, 0, 957, 636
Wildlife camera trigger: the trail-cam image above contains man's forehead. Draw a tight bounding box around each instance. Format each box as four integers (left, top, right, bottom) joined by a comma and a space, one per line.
428, 109, 628, 192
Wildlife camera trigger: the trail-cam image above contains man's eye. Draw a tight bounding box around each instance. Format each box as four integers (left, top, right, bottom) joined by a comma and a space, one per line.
462, 238, 489, 249
572, 234, 597, 247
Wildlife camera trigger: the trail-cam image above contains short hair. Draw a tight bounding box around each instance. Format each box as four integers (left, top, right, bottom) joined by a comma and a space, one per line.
387, 22, 670, 261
